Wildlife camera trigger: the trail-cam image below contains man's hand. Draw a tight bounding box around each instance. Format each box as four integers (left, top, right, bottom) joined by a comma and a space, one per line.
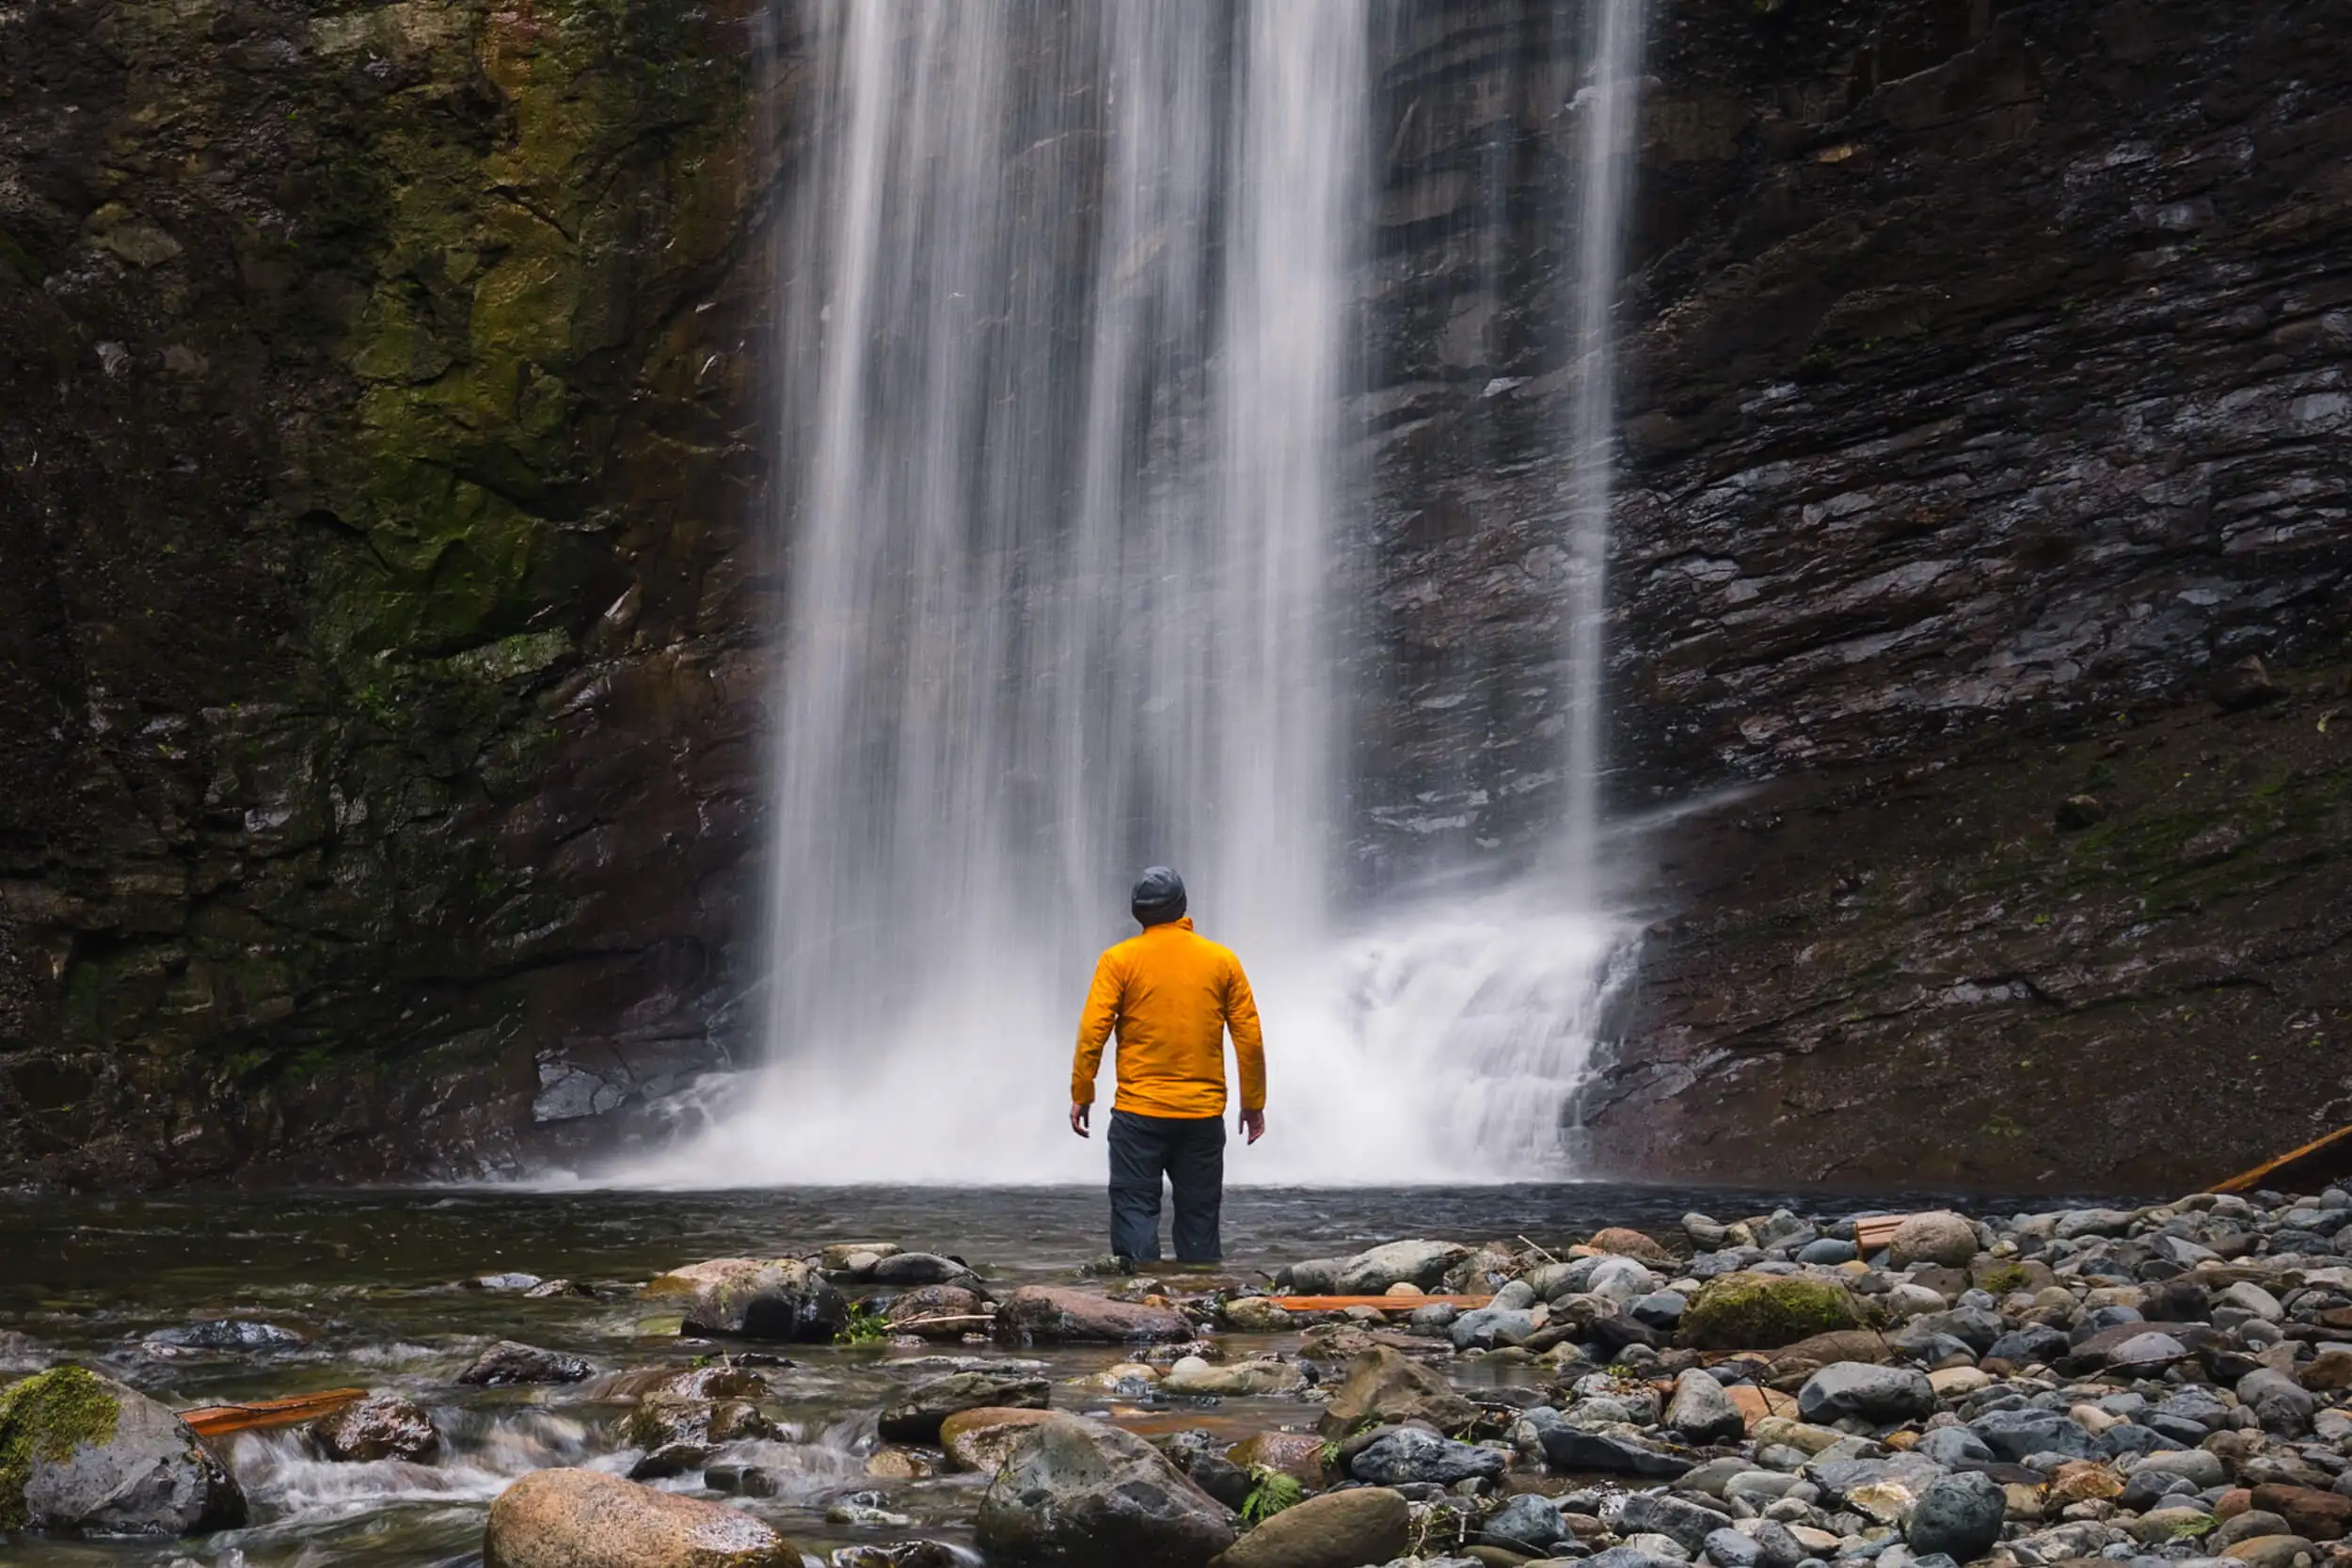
1240, 1107, 1265, 1145
1069, 1101, 1091, 1139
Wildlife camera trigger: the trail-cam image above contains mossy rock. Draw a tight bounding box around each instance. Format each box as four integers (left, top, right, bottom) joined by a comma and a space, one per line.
1678, 1271, 1867, 1351
1, 1366, 121, 1528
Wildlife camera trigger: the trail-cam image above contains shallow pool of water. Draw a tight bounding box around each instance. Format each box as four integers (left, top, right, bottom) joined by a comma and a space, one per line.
0, 1182, 2126, 1565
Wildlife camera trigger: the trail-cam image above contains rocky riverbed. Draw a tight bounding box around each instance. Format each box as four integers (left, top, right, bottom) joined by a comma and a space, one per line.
11, 1183, 2352, 1568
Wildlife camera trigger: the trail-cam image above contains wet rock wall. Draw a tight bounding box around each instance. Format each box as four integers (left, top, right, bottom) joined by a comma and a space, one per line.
0, 0, 787, 1185
1349, 0, 2352, 1187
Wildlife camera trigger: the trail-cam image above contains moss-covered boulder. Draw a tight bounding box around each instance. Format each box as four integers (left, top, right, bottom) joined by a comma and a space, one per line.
1678, 1272, 1867, 1351
0, 1365, 246, 1535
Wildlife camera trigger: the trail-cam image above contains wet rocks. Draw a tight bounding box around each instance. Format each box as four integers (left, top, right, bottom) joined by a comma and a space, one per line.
622, 1397, 779, 1479
878, 1370, 1049, 1442
2251, 1485, 2352, 1541
0, 1365, 246, 1535
311, 1391, 441, 1463
644, 1259, 850, 1342
1589, 1228, 1677, 1267
1796, 1361, 1935, 1425
1665, 1367, 1747, 1443
1606, 1492, 1724, 1555
1163, 1356, 1305, 1397
870, 1252, 979, 1288
1679, 1274, 1865, 1350
1886, 1212, 1980, 1269
1286, 1241, 1469, 1296
1316, 1346, 1478, 1435
1346, 1427, 1505, 1487
976, 1414, 1237, 1567
143, 1318, 305, 1353
1535, 1421, 1694, 1479
483, 1466, 801, 1567
884, 1285, 991, 1338
1906, 1471, 2008, 1560
458, 1340, 595, 1386
1220, 1298, 1297, 1333
1213, 1486, 1410, 1568
941, 1406, 1062, 1472
993, 1286, 1192, 1346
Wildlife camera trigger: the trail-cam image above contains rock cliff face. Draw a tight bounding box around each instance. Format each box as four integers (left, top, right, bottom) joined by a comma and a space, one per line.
1355, 0, 2351, 1187
0, 0, 785, 1185
3, 0, 2345, 1190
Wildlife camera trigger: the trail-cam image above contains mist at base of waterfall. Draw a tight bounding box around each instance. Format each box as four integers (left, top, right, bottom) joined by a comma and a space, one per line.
601, 888, 1634, 1189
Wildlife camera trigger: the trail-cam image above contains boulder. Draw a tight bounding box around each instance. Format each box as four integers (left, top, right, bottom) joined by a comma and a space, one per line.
1609, 1492, 1726, 1556
1589, 1228, 1677, 1266
1333, 1241, 1471, 1296
883, 1285, 990, 1338
2135, 1447, 2229, 1489
1213, 1485, 1409, 1568
2250, 1485, 2352, 1541
643, 1259, 849, 1342
1163, 1357, 1304, 1398
143, 1319, 305, 1352
1679, 1273, 1866, 1351
0, 1366, 246, 1535
2299, 1348, 2352, 1392
1478, 1494, 1568, 1554
941, 1407, 1062, 1472
870, 1253, 976, 1287
1316, 1346, 1477, 1436
820, 1241, 901, 1272
1665, 1368, 1747, 1443
993, 1286, 1192, 1346
621, 1397, 779, 1479
310, 1391, 441, 1463
880, 1371, 1049, 1442
483, 1466, 799, 1567
2220, 1537, 2319, 1568
2240, 1369, 2316, 1433
977, 1415, 1237, 1568
1220, 1298, 1297, 1334
1796, 1362, 1934, 1425
1764, 1328, 1892, 1385
1345, 1427, 1505, 1487
1809, 1453, 1950, 1526
1534, 1421, 1694, 1479
1968, 1405, 2101, 1463
1887, 1212, 1980, 1269
458, 1340, 594, 1386
1906, 1471, 2006, 1561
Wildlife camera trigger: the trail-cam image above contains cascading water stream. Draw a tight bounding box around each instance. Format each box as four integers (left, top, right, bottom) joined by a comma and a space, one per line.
615, 0, 1648, 1187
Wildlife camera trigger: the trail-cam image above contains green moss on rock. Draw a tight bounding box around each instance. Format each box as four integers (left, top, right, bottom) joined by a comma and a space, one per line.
1678, 1271, 1866, 1351
0, 1366, 124, 1529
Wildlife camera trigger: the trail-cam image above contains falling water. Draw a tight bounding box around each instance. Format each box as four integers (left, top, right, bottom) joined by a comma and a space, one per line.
619, 0, 1649, 1186
1559, 0, 1646, 883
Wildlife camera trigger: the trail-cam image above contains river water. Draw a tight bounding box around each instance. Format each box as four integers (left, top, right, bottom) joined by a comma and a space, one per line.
0, 1181, 2133, 1567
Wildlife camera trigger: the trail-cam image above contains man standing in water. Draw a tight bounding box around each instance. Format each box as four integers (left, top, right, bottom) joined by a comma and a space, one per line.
1069, 866, 1266, 1264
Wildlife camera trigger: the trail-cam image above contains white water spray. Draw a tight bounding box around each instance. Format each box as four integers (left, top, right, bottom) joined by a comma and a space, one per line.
615, 0, 1648, 1187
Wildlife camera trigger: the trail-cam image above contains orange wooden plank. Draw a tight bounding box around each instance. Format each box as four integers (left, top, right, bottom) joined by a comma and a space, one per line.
2212, 1123, 2352, 1196
1267, 1294, 1493, 1311
1853, 1216, 1907, 1252
182, 1387, 368, 1438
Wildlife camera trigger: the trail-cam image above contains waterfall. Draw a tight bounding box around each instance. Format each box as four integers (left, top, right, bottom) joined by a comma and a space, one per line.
614, 0, 1648, 1187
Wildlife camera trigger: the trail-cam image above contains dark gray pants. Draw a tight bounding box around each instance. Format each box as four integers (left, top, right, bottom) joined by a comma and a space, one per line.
1107, 1110, 1225, 1262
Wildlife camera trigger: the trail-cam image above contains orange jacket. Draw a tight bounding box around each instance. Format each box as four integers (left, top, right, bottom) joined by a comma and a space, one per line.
1071, 916, 1265, 1119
